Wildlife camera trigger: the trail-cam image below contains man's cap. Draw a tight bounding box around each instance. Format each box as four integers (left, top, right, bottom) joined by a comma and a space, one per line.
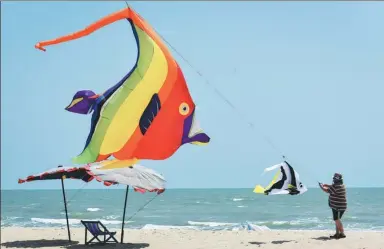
333, 173, 343, 181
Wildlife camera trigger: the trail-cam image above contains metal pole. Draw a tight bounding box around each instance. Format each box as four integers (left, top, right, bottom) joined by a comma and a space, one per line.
121, 185, 129, 243
59, 165, 71, 242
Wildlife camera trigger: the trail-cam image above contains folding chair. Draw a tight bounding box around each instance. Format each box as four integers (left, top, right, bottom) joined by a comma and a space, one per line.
81, 220, 118, 245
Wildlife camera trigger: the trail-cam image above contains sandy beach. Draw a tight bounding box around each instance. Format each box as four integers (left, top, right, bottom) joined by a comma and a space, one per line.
1, 228, 383, 249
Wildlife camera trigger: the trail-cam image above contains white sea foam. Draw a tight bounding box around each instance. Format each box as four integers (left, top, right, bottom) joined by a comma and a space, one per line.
3, 216, 22, 220
188, 221, 237, 227
237, 222, 271, 231
272, 221, 289, 225
187, 221, 270, 232
289, 217, 322, 225
60, 212, 72, 215
87, 208, 102, 212
237, 205, 247, 208
22, 204, 39, 209
1, 217, 21, 226
250, 217, 325, 227
31, 218, 133, 225
141, 224, 198, 230
143, 215, 164, 218
103, 215, 120, 220
232, 198, 243, 202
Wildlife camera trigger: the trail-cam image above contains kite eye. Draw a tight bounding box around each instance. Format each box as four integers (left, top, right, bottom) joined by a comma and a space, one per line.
179, 102, 190, 116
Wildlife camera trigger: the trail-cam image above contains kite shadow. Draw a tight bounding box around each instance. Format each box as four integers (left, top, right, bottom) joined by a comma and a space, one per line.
1, 239, 79, 248
311, 236, 332, 241
248, 240, 295, 246
66, 242, 150, 249
248, 241, 266, 247
271, 240, 294, 244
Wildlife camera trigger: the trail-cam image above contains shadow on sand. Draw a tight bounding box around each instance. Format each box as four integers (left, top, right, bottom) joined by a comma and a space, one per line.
1, 240, 150, 249
67, 243, 150, 249
271, 240, 294, 244
248, 240, 295, 247
248, 241, 266, 247
311, 236, 333, 241
1, 240, 79, 248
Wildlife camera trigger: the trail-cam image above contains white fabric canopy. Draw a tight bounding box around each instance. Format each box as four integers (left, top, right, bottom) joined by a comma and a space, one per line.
88, 164, 166, 191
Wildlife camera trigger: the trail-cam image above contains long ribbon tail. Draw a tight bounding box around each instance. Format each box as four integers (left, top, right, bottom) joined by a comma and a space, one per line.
35, 8, 133, 51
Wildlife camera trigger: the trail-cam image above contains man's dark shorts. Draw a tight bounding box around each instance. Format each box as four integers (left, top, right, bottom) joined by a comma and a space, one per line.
332, 209, 345, 221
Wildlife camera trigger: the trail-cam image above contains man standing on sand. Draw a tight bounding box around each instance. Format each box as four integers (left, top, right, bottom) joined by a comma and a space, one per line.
319, 173, 347, 239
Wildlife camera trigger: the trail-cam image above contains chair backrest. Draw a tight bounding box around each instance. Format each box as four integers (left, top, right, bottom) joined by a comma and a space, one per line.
81, 220, 102, 236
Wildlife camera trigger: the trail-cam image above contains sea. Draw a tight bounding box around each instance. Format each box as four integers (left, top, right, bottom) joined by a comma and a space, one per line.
1, 188, 383, 231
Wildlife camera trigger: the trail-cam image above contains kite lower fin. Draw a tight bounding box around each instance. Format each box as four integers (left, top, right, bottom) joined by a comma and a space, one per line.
99, 158, 139, 170
253, 185, 265, 194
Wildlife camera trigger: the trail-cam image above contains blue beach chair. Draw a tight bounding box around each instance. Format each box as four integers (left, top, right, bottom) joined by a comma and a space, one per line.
81, 220, 118, 245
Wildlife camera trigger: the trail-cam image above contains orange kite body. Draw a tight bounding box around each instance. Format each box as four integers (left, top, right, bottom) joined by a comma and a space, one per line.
36, 7, 210, 165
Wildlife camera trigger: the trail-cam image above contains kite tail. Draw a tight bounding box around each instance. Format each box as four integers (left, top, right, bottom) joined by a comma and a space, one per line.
253, 185, 265, 194
34, 8, 136, 52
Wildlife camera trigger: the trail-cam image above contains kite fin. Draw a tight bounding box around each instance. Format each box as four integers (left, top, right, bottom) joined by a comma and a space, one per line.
253, 185, 265, 194
253, 168, 281, 195
98, 158, 140, 170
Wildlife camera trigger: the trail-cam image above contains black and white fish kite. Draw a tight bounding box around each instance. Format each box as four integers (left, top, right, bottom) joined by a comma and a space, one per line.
253, 161, 308, 195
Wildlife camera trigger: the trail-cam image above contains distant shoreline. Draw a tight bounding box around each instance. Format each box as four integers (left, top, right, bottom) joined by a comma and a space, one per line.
2, 187, 384, 191
2, 226, 384, 232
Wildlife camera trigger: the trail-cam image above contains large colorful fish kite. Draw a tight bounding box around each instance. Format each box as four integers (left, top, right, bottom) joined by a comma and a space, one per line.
35, 7, 210, 166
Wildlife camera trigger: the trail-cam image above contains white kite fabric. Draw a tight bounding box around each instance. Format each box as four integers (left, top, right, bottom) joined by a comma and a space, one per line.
19, 162, 166, 192
253, 161, 307, 195
89, 164, 166, 191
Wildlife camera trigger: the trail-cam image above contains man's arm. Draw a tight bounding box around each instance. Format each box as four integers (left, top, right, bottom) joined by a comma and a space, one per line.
318, 182, 329, 193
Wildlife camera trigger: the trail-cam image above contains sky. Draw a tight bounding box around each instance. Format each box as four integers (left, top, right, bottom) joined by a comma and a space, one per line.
1, 1, 384, 190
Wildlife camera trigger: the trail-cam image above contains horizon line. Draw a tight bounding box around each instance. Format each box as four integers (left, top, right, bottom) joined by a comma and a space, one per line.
1, 186, 383, 191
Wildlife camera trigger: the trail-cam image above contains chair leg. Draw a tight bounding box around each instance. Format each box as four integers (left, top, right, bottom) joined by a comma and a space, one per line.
87, 235, 101, 245
112, 235, 119, 243
87, 236, 96, 244
106, 234, 119, 243
95, 236, 102, 243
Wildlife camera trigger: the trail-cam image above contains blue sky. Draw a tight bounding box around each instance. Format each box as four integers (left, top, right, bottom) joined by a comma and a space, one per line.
1, 1, 384, 189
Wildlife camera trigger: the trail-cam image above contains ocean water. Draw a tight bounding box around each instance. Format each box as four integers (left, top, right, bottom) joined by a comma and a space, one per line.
1, 188, 383, 231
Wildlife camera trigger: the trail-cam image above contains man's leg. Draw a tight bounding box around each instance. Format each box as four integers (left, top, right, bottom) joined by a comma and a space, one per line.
330, 209, 340, 238
335, 220, 344, 233
337, 211, 346, 238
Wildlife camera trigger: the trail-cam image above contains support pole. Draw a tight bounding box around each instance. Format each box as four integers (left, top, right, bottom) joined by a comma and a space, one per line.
59, 165, 71, 242
121, 185, 130, 243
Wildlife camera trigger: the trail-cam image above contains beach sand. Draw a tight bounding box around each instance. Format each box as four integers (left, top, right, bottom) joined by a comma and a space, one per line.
1, 228, 383, 249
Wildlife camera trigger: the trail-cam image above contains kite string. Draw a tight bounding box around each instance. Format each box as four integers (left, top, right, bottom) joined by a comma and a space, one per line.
157, 30, 285, 160
149, 10, 321, 186
59, 183, 88, 213
155, 18, 326, 185
124, 193, 159, 223
66, 182, 88, 205
59, 179, 89, 213
124, 1, 284, 160
124, 3, 321, 184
